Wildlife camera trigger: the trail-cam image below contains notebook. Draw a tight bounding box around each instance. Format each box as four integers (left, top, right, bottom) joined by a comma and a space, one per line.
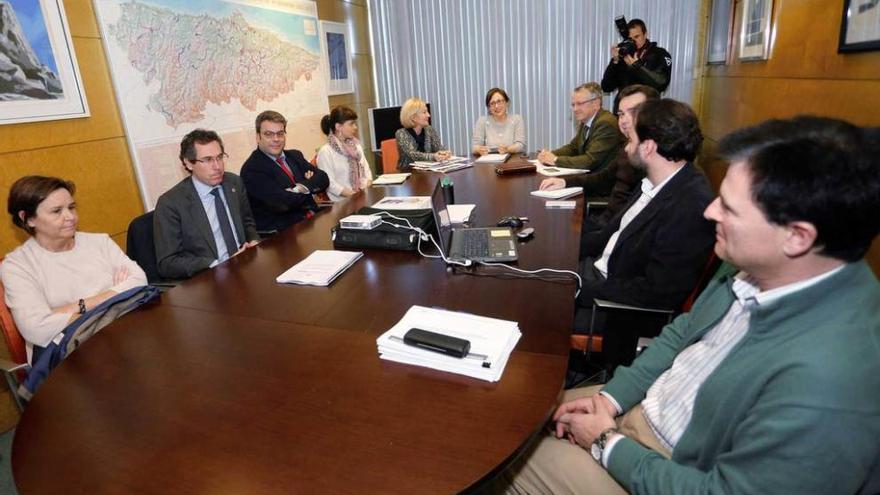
430, 180, 518, 263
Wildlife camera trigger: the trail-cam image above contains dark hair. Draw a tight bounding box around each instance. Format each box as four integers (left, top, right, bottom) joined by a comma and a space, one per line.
320, 106, 358, 136
179, 129, 224, 168
633, 99, 702, 162
718, 116, 880, 262
8, 176, 76, 235
618, 84, 660, 102
485, 88, 509, 108
255, 110, 287, 133
627, 18, 647, 33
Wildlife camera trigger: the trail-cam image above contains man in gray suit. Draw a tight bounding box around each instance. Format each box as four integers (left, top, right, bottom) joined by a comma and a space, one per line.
153, 129, 260, 280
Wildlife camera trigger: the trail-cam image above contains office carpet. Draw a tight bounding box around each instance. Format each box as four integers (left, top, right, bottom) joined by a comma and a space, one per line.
0, 428, 16, 494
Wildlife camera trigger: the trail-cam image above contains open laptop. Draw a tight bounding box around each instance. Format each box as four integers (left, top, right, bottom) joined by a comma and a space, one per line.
430, 180, 518, 263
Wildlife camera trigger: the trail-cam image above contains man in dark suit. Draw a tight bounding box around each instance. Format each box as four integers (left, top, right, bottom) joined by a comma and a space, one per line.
240, 110, 329, 233
153, 129, 260, 280
576, 99, 715, 336
537, 82, 624, 183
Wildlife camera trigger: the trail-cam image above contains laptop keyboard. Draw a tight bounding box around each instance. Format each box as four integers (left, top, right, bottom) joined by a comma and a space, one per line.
461, 230, 490, 257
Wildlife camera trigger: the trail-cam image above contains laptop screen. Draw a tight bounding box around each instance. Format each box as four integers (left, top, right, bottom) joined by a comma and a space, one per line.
430, 179, 453, 256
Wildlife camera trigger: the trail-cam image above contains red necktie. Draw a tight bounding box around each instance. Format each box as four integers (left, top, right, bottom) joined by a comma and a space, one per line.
275, 155, 296, 185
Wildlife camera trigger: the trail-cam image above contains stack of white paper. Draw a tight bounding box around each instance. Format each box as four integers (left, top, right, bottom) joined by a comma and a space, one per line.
530, 186, 584, 199
376, 306, 521, 382
276, 250, 363, 286
411, 157, 473, 173
536, 164, 589, 177
372, 173, 411, 185
474, 153, 509, 163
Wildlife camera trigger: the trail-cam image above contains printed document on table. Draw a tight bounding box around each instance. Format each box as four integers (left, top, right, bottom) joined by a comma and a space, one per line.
536, 164, 589, 177
276, 250, 363, 286
530, 186, 584, 199
474, 153, 509, 164
371, 196, 432, 210
376, 305, 521, 382
373, 173, 411, 185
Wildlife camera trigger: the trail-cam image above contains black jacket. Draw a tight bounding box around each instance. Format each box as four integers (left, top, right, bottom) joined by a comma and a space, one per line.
240, 149, 329, 233
579, 163, 715, 310
601, 41, 672, 109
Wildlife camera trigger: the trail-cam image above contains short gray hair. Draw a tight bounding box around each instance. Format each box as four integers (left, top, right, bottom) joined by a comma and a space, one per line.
574, 82, 603, 102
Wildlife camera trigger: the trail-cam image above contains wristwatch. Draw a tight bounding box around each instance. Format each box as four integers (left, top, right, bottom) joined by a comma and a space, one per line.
78, 299, 86, 314
591, 427, 619, 462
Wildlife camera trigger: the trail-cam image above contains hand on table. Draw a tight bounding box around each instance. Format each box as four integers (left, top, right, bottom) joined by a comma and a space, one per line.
537, 149, 557, 165
539, 178, 566, 191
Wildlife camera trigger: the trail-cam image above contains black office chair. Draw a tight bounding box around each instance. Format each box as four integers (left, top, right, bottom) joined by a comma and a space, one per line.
126, 211, 177, 288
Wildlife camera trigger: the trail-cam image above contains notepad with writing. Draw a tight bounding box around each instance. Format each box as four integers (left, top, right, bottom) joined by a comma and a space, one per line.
276, 250, 363, 286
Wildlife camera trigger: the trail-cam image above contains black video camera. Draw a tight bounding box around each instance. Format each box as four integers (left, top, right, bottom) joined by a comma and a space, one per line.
615, 16, 637, 57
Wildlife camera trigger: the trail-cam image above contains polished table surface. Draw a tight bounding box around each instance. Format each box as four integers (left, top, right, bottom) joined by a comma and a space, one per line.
13, 163, 583, 494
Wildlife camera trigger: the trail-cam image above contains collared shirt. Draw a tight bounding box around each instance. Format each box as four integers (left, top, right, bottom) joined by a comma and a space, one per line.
593, 164, 684, 277
600, 264, 845, 466
191, 177, 240, 266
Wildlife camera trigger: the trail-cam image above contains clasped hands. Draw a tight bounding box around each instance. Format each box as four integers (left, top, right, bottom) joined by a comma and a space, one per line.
552, 393, 618, 450
536, 149, 557, 165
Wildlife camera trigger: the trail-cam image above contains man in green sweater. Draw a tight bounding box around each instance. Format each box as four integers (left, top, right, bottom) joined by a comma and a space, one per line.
496, 116, 880, 494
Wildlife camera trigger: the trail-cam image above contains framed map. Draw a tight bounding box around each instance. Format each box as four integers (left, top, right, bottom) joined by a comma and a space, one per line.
93, 0, 329, 209
320, 20, 354, 96
0, 0, 89, 125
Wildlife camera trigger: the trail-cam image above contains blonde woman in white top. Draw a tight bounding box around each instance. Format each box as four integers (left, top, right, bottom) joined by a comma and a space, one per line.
316, 106, 373, 201
1, 176, 147, 363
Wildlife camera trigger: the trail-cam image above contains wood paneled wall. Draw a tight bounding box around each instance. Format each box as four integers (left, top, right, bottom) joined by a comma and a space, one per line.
0, 0, 375, 431
698, 0, 880, 275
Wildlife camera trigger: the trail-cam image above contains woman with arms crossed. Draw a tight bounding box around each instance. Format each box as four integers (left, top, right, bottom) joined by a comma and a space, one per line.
1, 176, 147, 363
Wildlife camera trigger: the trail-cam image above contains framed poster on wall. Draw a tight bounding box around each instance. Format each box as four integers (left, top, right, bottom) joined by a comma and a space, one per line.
738, 0, 774, 61
839, 0, 880, 53
707, 0, 733, 64
0, 0, 89, 125
320, 21, 354, 95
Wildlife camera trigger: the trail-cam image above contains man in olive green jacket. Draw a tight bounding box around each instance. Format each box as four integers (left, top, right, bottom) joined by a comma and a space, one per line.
537, 82, 624, 178
498, 116, 880, 494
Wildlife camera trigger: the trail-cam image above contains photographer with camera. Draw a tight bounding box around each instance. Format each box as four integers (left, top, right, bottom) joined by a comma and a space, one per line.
601, 18, 671, 112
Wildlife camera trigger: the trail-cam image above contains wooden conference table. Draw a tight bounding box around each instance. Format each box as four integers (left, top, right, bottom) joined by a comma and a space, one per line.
12, 162, 583, 494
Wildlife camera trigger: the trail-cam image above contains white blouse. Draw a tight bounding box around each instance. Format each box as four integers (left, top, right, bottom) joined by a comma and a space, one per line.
316, 143, 374, 201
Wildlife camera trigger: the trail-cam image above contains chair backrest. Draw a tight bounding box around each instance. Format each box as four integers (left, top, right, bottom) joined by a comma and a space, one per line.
126, 211, 161, 284
681, 252, 721, 312
0, 259, 27, 366
380, 138, 399, 174
309, 154, 332, 204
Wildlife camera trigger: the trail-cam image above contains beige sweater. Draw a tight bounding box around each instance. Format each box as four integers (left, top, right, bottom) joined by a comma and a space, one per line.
1, 232, 147, 362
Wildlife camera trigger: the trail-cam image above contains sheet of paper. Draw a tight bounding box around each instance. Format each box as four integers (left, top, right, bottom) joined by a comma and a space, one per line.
474, 153, 509, 163
372, 173, 411, 185
536, 164, 589, 176
276, 250, 363, 286
372, 196, 432, 210
447, 204, 475, 224
530, 186, 584, 199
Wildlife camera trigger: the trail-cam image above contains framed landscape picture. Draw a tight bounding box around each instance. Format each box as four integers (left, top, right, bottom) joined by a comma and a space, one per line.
320, 20, 354, 95
0, 0, 89, 125
839, 0, 880, 53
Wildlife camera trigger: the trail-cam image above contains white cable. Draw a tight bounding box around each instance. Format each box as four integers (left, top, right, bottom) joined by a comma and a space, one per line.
371, 211, 580, 295
477, 261, 582, 299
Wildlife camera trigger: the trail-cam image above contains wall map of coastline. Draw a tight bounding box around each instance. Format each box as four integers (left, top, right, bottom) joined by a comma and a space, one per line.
94, 0, 329, 209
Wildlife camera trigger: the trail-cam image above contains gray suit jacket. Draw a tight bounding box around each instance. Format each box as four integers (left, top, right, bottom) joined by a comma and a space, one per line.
153, 173, 259, 280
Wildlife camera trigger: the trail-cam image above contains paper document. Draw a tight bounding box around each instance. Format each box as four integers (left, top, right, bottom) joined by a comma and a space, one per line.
372, 173, 411, 185
276, 250, 363, 286
372, 196, 432, 210
530, 186, 584, 199
475, 153, 509, 164
376, 306, 521, 382
447, 204, 476, 224
536, 164, 589, 177
411, 157, 473, 173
